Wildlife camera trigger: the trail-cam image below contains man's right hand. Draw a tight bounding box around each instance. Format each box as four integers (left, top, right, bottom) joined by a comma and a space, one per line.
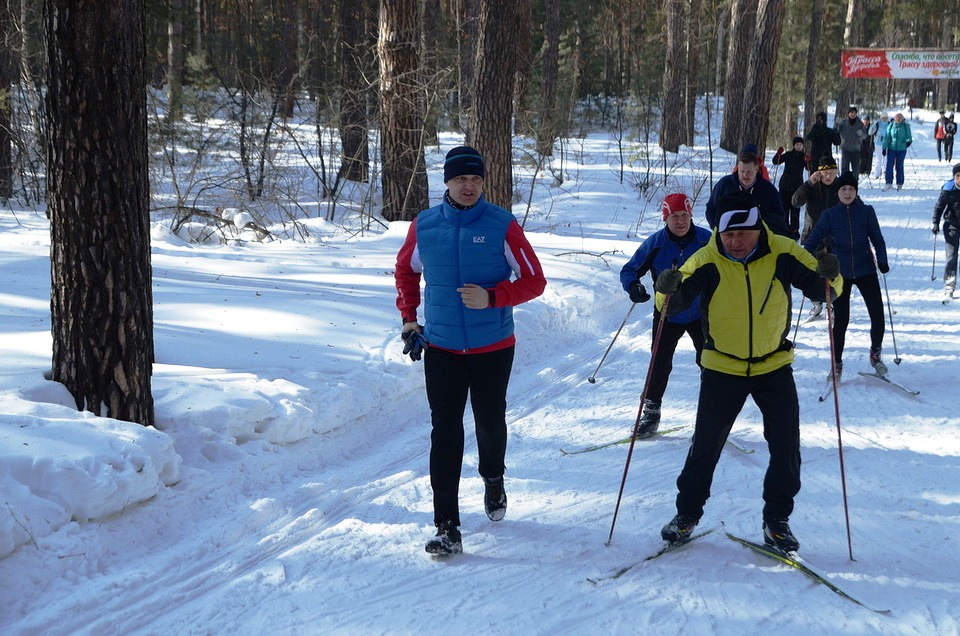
628, 281, 651, 304
933, 222, 940, 236
655, 269, 683, 295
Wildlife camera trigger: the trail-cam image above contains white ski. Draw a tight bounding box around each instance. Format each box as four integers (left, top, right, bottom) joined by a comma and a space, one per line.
857, 371, 919, 396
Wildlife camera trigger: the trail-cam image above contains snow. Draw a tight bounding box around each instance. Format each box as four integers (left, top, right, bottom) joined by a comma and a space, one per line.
2, 108, 959, 634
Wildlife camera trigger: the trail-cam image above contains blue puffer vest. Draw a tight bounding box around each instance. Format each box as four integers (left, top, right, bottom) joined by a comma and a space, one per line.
416, 195, 515, 351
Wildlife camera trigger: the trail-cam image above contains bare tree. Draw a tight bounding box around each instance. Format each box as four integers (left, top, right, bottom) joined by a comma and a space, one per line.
378, 0, 428, 221
683, 0, 703, 147
338, 0, 371, 184
536, 0, 560, 156
456, 0, 479, 136
802, 0, 825, 135
45, 0, 155, 426
660, 0, 686, 153
720, 0, 757, 152
740, 0, 785, 153
0, 0, 14, 201
835, 0, 865, 119
167, 0, 184, 120
470, 0, 518, 209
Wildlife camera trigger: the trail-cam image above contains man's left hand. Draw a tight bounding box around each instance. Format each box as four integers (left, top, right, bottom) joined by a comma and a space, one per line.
458, 283, 491, 309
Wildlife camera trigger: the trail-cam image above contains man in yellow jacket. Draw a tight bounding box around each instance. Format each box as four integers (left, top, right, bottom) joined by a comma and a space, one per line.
654, 190, 843, 553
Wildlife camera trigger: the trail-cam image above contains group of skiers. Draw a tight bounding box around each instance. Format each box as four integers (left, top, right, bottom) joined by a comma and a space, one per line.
618, 132, 900, 553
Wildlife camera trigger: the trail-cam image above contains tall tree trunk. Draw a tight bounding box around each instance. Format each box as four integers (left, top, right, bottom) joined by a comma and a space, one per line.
276, 0, 299, 118
456, 0, 479, 136
46, 0, 155, 426
167, 0, 184, 120
378, 0, 428, 221
683, 0, 703, 147
338, 0, 370, 183
803, 0, 825, 136
740, 0, 784, 154
536, 0, 559, 156
660, 0, 686, 153
513, 0, 532, 136
835, 0, 864, 122
720, 0, 757, 152
470, 0, 517, 209
0, 0, 14, 201
420, 0, 440, 145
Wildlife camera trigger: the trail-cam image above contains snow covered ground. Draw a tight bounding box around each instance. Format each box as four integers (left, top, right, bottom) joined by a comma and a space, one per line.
1, 108, 958, 635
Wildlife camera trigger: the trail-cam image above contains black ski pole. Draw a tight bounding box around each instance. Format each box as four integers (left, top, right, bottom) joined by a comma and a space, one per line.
588, 302, 636, 384
606, 292, 671, 545
881, 273, 902, 365
824, 279, 855, 562
792, 294, 806, 343
931, 233, 938, 281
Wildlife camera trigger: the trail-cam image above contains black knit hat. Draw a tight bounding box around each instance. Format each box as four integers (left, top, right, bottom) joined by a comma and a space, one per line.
835, 170, 858, 190
444, 146, 485, 182
716, 191, 761, 232
792, 136, 804, 145
952, 162, 960, 176
818, 155, 838, 171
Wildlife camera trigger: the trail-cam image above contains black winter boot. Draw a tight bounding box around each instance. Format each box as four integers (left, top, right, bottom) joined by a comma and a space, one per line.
635, 400, 661, 438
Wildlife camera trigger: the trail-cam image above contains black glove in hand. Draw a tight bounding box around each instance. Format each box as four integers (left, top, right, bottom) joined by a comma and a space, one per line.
401, 330, 425, 361
933, 222, 940, 235
628, 281, 651, 304
882, 149, 887, 156
906, 141, 912, 148
879, 262, 890, 274
655, 269, 683, 295
816, 253, 840, 279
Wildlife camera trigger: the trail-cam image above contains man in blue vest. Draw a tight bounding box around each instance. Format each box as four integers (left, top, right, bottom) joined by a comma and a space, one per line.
395, 146, 547, 556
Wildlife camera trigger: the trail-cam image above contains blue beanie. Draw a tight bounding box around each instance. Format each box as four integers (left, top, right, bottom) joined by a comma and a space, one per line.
444, 146, 485, 182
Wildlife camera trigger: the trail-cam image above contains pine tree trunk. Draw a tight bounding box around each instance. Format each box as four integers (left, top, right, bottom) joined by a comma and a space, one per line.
720, 0, 757, 153
470, 0, 518, 210
46, 0, 155, 426
378, 0, 428, 221
536, 0, 559, 156
803, 0, 825, 137
338, 0, 370, 183
741, 0, 785, 154
660, 0, 686, 153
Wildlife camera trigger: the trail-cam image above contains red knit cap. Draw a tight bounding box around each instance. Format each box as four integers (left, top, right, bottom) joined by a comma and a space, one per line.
661, 193, 693, 220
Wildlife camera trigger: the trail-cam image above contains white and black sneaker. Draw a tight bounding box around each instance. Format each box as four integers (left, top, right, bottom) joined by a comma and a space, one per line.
808, 301, 824, 319
483, 476, 507, 522
425, 521, 463, 556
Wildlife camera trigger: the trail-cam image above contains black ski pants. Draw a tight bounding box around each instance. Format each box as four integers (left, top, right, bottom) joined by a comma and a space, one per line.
424, 345, 514, 527
943, 222, 959, 288
831, 273, 885, 362
646, 310, 704, 405
675, 365, 801, 523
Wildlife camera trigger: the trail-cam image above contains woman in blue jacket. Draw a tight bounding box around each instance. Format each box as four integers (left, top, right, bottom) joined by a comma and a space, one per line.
619, 193, 712, 436
803, 171, 889, 378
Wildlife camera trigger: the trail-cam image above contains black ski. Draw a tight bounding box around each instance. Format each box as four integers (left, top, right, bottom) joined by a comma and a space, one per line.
560, 426, 685, 455
857, 371, 919, 396
588, 528, 715, 583
726, 532, 891, 614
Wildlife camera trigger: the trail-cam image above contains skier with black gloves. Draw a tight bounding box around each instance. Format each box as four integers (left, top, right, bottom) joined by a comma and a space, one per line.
619, 193, 711, 437
772, 137, 808, 239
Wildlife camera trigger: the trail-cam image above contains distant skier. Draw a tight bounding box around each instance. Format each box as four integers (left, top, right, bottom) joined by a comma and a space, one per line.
771, 136, 807, 239
932, 162, 960, 301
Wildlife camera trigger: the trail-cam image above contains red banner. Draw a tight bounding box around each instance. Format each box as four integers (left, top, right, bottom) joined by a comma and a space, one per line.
842, 49, 960, 79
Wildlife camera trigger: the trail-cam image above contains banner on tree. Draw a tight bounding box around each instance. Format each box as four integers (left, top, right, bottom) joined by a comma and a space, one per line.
842, 49, 960, 79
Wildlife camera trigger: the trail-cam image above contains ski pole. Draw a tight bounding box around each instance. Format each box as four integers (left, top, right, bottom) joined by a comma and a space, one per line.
931, 232, 938, 281
824, 279, 855, 562
791, 294, 806, 343
588, 302, 636, 384
607, 292, 671, 545
881, 273, 902, 365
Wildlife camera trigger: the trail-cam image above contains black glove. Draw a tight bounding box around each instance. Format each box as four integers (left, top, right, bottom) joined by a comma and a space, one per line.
401, 330, 425, 361
628, 281, 651, 304
817, 253, 840, 279
655, 269, 683, 295
878, 262, 890, 274
882, 149, 887, 156
906, 141, 912, 148
773, 147, 784, 162
933, 222, 940, 235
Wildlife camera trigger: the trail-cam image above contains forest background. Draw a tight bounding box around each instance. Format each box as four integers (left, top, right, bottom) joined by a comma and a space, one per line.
1, 0, 959, 427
